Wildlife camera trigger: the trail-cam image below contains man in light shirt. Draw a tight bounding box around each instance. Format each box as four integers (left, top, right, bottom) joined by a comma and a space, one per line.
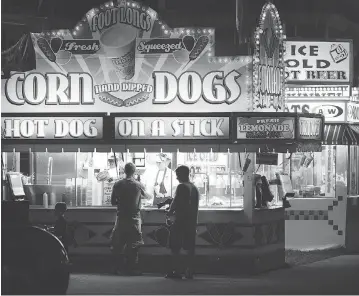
141, 153, 178, 206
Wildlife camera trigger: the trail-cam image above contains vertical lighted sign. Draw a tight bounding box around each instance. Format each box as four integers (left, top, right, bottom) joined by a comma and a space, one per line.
253, 2, 286, 112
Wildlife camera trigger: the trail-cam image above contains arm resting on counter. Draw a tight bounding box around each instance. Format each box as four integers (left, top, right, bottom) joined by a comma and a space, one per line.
269, 179, 281, 185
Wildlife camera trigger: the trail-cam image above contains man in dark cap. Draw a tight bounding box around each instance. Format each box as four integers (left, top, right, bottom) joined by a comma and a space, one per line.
166, 165, 199, 279
110, 162, 146, 275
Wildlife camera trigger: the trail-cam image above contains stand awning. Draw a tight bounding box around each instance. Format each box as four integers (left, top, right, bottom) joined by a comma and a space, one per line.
323, 124, 359, 146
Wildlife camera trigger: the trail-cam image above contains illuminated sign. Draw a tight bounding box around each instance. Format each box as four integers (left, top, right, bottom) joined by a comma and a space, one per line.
61, 40, 100, 54
114, 117, 230, 140
285, 86, 350, 98
236, 117, 295, 140
5, 73, 94, 106
285, 101, 346, 122
285, 41, 352, 84
347, 102, 359, 123
136, 38, 184, 55
253, 2, 286, 112
1, 0, 252, 114
298, 117, 322, 140
90, 0, 153, 32
1, 117, 103, 139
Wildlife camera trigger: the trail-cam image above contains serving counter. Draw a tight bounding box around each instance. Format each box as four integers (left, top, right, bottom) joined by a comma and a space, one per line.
29, 205, 285, 274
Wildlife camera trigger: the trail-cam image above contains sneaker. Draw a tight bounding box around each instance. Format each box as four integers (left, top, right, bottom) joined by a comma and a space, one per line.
165, 271, 182, 279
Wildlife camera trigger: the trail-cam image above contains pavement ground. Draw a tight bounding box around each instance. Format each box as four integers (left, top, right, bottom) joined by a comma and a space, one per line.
67, 255, 359, 295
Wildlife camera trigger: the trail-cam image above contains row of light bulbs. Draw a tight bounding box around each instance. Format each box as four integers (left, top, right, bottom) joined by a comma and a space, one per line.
12, 147, 288, 154
209, 56, 252, 64
287, 87, 347, 92
253, 3, 287, 108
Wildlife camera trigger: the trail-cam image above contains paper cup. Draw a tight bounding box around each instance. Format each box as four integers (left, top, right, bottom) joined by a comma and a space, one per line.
100, 24, 137, 80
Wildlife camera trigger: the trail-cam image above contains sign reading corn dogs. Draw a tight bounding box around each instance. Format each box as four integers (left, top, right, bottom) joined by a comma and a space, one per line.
1, 0, 252, 114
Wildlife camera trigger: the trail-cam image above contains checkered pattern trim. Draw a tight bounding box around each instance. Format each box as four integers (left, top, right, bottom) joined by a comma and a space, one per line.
328, 196, 344, 236
285, 210, 328, 221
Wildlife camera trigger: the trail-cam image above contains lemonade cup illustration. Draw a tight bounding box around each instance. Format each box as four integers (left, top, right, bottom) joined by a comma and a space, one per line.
100, 24, 137, 80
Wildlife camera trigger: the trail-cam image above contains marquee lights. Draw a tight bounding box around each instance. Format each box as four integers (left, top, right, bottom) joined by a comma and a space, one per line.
35, 0, 177, 38
286, 86, 350, 98
253, 2, 286, 111
36, 3, 218, 39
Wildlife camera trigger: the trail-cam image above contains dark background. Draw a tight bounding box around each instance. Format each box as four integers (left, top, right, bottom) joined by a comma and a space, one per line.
2, 0, 359, 85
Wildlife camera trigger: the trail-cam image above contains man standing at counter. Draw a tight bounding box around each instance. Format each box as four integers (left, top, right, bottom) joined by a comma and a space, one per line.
166, 165, 199, 280
110, 163, 145, 276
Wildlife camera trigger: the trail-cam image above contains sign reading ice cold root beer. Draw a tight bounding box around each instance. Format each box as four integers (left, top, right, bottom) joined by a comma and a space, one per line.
115, 117, 230, 140
1, 0, 251, 114
1, 117, 103, 139
236, 117, 295, 140
285, 41, 352, 84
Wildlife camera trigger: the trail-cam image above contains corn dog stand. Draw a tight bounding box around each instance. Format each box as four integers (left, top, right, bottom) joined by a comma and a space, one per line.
1, 1, 324, 274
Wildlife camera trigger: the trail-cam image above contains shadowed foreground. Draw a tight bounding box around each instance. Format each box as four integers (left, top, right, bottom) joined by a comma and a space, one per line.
68, 255, 359, 295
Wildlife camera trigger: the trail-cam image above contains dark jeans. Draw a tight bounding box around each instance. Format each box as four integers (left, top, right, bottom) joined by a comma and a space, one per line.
114, 245, 139, 272
170, 248, 195, 274
169, 220, 197, 274
111, 216, 143, 272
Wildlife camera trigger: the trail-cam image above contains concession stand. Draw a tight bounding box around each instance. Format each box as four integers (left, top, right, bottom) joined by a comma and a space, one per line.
284, 39, 359, 250
1, 1, 324, 273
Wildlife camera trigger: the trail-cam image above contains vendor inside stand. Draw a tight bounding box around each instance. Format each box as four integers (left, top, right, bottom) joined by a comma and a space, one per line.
2, 149, 288, 210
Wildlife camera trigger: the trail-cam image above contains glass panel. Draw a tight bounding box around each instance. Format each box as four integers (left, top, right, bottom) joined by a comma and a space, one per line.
258, 153, 288, 205
32, 152, 77, 207
177, 152, 238, 208
2, 152, 22, 201
349, 146, 359, 196
76, 152, 126, 207
5, 150, 296, 208
290, 146, 337, 198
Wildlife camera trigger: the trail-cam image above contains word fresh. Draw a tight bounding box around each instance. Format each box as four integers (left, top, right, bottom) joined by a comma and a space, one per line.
62, 40, 100, 54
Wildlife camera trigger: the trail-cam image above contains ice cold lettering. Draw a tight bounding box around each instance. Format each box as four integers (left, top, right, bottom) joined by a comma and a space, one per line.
153, 71, 241, 104
285, 44, 347, 81
2, 119, 99, 139
5, 73, 94, 105
117, 119, 226, 137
